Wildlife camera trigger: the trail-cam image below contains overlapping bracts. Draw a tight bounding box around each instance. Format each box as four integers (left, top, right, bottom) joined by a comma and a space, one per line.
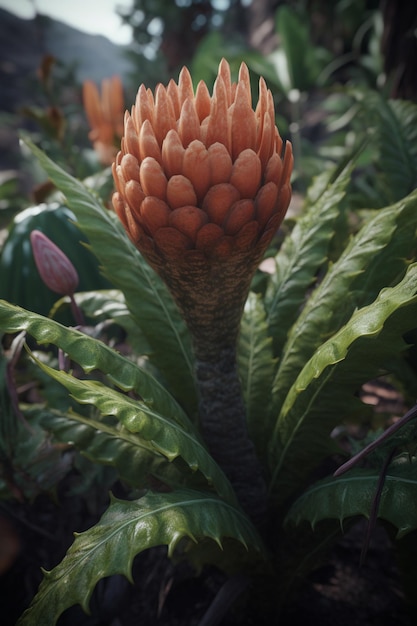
112, 59, 293, 263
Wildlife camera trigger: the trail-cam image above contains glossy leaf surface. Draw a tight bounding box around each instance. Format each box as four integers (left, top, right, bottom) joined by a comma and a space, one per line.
28, 351, 237, 504
265, 162, 352, 357
0, 300, 190, 429
17, 489, 263, 626
269, 263, 417, 503
272, 188, 417, 414
39, 409, 185, 489
286, 457, 417, 538
21, 137, 198, 415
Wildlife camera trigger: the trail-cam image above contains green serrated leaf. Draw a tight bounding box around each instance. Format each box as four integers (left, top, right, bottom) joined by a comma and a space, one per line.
0, 300, 190, 430
57, 289, 152, 356
357, 92, 417, 205
268, 262, 417, 505
271, 188, 417, 415
265, 161, 353, 357
237, 292, 275, 456
28, 350, 237, 504
17, 489, 263, 626
39, 409, 185, 489
286, 456, 417, 538
21, 136, 198, 416
0, 405, 72, 500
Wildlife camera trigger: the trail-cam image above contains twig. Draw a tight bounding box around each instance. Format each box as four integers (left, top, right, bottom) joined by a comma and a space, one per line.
360, 447, 396, 566
5, 331, 34, 432
334, 401, 417, 477
197, 574, 250, 626
0, 502, 58, 541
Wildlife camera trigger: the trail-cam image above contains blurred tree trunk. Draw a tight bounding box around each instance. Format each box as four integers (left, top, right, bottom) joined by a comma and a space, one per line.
380, 0, 417, 101
246, 0, 280, 54
160, 0, 213, 70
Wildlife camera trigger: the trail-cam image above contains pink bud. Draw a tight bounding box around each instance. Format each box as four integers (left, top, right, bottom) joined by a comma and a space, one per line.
30, 230, 79, 296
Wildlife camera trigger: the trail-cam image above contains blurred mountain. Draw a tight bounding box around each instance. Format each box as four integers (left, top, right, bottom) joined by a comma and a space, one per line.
0, 7, 133, 113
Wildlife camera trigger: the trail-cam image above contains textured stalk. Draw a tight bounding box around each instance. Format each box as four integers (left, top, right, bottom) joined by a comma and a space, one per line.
196, 348, 268, 526
161, 258, 268, 527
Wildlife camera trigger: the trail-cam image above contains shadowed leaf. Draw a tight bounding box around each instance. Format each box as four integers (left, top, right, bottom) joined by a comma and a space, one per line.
17, 489, 263, 626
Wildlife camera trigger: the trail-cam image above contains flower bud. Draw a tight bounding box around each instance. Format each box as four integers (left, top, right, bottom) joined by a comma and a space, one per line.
30, 230, 79, 296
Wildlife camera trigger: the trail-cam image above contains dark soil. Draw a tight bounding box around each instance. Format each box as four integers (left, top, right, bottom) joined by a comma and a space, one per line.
281, 522, 413, 626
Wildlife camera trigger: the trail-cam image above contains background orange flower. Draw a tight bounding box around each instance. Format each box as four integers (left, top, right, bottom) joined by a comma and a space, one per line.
83, 76, 125, 165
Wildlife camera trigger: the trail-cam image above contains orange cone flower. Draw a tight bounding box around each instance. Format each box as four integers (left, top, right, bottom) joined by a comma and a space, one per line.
112, 59, 293, 359
83, 76, 125, 165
